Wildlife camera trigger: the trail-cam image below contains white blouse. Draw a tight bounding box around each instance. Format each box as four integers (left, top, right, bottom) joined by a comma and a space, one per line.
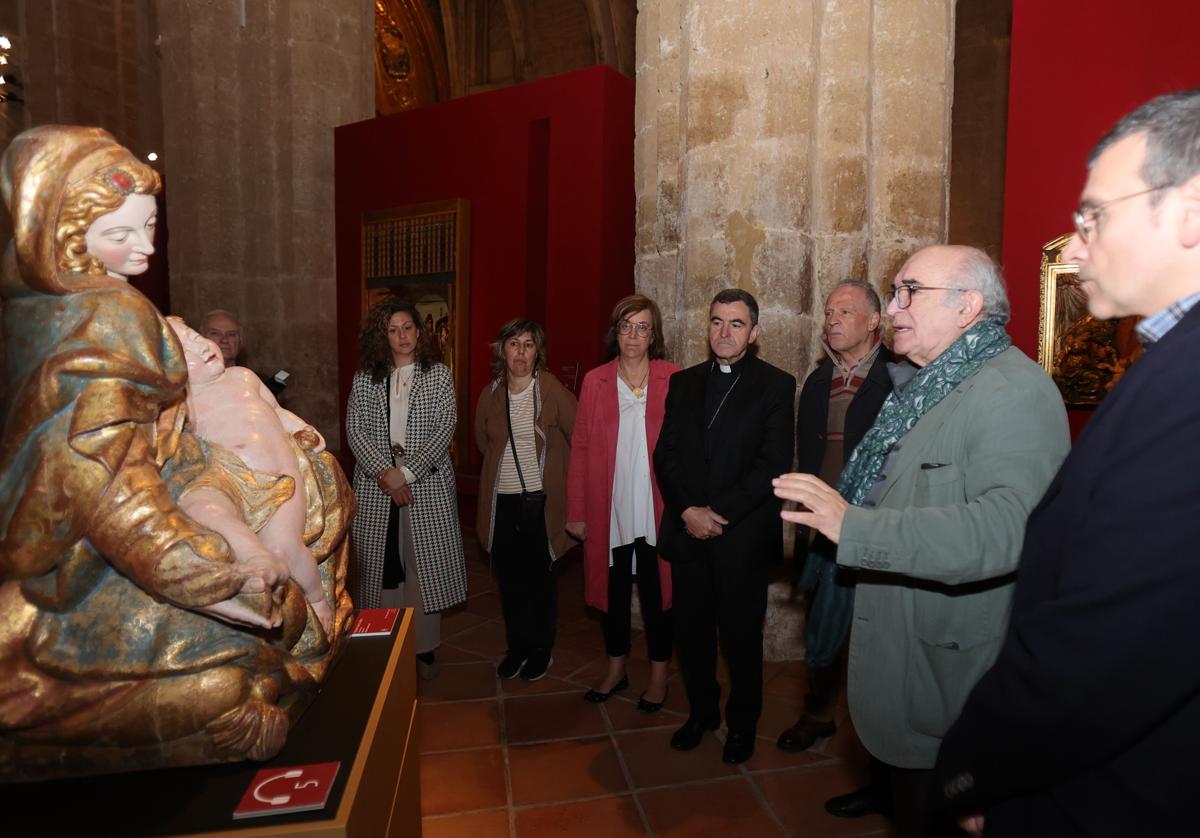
609, 377, 656, 566
389, 363, 416, 482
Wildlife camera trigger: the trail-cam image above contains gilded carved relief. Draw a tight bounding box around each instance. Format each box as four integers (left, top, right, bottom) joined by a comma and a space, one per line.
1038, 233, 1142, 405
0, 125, 354, 781
375, 0, 449, 114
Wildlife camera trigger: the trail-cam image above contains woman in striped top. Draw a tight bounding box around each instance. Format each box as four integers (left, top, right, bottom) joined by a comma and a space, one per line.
475, 319, 577, 682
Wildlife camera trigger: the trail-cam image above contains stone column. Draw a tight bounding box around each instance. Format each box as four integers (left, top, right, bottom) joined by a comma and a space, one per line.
635, 0, 955, 659
636, 0, 818, 370
866, 1, 955, 290
157, 0, 374, 446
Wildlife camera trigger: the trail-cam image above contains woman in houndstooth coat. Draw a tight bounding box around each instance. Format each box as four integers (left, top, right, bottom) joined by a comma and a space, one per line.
347, 298, 466, 676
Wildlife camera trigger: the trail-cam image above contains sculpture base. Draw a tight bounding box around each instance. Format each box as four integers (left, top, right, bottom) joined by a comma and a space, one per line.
0, 610, 419, 837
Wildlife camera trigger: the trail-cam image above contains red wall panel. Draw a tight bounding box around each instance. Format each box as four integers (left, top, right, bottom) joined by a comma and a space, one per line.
1002, 1, 1200, 358
334, 66, 635, 465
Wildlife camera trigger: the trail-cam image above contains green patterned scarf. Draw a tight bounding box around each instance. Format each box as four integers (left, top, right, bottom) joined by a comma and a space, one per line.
837, 319, 1011, 506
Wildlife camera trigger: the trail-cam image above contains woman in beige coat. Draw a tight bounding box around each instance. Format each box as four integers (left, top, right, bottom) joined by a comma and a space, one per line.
475, 318, 576, 682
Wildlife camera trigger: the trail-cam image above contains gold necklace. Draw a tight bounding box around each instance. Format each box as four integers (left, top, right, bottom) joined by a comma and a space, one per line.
619, 363, 649, 399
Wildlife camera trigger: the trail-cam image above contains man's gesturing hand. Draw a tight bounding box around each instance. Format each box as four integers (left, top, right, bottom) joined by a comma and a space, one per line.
774, 473, 848, 544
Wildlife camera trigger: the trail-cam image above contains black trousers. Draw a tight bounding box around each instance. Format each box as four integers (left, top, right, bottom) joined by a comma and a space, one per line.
869, 757, 965, 838
492, 493, 557, 657
671, 545, 768, 734
603, 537, 673, 661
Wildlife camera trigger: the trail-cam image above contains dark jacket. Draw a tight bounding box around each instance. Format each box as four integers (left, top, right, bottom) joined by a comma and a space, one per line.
794, 349, 892, 566
653, 353, 796, 565
934, 305, 1200, 836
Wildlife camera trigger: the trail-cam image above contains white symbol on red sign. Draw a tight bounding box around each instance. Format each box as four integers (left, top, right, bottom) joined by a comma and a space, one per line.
233, 761, 341, 819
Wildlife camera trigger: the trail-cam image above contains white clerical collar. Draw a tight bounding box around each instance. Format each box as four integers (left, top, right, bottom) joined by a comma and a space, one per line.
718, 363, 732, 373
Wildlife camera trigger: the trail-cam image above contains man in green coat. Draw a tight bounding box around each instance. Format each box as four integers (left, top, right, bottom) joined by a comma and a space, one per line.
774, 245, 1069, 837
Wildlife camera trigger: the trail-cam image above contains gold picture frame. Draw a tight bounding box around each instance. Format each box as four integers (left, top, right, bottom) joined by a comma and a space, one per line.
1038, 233, 1141, 406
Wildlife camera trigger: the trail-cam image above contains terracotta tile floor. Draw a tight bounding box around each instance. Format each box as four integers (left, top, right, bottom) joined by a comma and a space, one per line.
417, 529, 893, 837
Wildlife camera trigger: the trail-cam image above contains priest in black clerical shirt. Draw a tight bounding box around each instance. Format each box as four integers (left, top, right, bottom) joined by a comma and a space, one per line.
653, 288, 796, 765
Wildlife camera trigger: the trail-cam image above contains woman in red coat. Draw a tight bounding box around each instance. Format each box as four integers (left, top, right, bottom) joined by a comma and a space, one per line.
566, 295, 680, 711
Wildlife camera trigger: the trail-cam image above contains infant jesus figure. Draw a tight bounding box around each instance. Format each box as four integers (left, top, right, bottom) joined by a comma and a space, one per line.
167, 317, 333, 635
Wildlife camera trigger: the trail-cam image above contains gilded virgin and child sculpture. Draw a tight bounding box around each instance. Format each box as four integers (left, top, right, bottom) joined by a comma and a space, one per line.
0, 125, 354, 782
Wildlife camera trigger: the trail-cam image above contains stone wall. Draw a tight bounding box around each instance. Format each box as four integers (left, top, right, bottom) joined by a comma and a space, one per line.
1, 0, 163, 156
158, 0, 375, 447
0, 1, 167, 396
635, 0, 957, 659
636, 0, 955, 379
0, 0, 164, 254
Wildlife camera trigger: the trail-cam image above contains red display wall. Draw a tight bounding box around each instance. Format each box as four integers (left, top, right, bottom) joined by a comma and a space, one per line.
333, 66, 634, 466
1002, 1, 1200, 431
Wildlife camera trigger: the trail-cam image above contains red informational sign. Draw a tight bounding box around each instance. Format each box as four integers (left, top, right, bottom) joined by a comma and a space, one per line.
349, 607, 401, 637
233, 761, 341, 819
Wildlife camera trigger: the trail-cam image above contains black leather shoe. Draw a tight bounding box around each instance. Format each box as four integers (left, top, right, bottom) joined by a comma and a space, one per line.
497, 653, 527, 679
669, 715, 720, 751
637, 686, 668, 713
584, 673, 629, 703
824, 785, 888, 819
776, 714, 836, 752
722, 730, 756, 764
520, 648, 553, 682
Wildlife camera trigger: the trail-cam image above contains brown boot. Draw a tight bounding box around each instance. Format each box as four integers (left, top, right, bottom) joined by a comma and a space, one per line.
776, 663, 840, 752
776, 714, 837, 752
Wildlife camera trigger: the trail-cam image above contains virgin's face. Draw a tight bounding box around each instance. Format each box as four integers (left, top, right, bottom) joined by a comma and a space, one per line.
84, 193, 157, 279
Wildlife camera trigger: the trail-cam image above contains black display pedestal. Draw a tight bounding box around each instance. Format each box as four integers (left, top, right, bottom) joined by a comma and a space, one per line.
3, 611, 420, 837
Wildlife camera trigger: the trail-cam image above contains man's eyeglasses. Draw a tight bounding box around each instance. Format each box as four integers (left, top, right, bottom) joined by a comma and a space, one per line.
884, 284, 968, 310
1072, 185, 1169, 243
618, 320, 653, 335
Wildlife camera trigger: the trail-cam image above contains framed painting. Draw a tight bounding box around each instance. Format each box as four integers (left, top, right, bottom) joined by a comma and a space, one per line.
362, 199, 471, 465
1038, 232, 1141, 406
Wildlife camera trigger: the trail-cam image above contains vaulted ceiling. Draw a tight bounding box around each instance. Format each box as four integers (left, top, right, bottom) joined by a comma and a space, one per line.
376, 0, 636, 114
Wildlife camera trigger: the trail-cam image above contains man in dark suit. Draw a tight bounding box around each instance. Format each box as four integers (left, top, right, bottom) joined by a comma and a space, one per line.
654, 288, 796, 765
778, 280, 891, 758
935, 89, 1200, 837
